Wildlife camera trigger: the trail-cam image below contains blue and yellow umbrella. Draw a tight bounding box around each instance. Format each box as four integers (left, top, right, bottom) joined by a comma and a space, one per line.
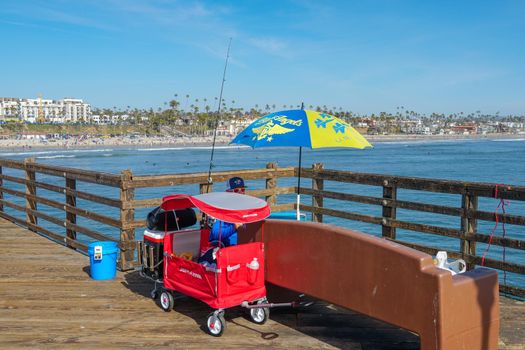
230, 109, 371, 149
230, 109, 372, 219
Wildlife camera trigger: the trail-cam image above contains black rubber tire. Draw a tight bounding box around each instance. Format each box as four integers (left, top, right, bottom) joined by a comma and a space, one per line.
159, 291, 174, 312
249, 306, 269, 325
206, 312, 226, 337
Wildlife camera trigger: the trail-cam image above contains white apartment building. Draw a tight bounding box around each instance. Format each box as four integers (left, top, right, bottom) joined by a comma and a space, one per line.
0, 97, 91, 123
0, 98, 19, 121
90, 114, 130, 125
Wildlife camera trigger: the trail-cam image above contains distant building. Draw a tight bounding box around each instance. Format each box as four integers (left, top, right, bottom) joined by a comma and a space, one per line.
451, 123, 477, 135
17, 132, 47, 140
0, 98, 19, 121
0, 96, 91, 123
89, 114, 130, 125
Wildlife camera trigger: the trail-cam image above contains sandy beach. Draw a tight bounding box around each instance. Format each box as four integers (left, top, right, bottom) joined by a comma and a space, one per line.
0, 133, 523, 152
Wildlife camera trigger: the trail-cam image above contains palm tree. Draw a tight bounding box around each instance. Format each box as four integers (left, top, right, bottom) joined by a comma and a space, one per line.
169, 100, 179, 111
185, 94, 190, 112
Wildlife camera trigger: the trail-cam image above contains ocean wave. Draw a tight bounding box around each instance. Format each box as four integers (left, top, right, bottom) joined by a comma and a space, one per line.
1, 148, 115, 157
491, 138, 525, 142
136, 145, 238, 152
136, 147, 186, 151
375, 139, 466, 145
37, 155, 76, 159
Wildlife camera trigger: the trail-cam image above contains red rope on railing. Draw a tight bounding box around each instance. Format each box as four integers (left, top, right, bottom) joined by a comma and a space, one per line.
481, 184, 510, 286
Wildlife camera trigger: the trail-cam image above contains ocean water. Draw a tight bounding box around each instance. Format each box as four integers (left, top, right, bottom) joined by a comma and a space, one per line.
1, 138, 524, 288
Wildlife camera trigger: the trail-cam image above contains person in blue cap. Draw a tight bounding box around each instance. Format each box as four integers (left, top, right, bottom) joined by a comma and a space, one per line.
208, 177, 246, 247
198, 177, 246, 266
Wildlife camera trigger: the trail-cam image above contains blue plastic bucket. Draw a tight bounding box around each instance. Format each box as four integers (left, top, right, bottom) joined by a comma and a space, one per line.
88, 241, 118, 280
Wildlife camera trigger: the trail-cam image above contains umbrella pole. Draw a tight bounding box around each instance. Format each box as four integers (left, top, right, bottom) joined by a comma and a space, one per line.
296, 146, 302, 220
296, 102, 305, 221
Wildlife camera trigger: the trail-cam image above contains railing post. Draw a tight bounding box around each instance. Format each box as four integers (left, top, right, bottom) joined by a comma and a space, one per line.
461, 190, 478, 270
312, 163, 324, 222
265, 162, 277, 207
382, 179, 397, 239
24, 157, 37, 229
65, 175, 77, 247
0, 164, 3, 212
119, 169, 135, 270
199, 183, 213, 228
199, 183, 213, 194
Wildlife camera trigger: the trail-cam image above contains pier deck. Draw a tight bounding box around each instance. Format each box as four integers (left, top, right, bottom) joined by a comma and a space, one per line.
0, 218, 523, 349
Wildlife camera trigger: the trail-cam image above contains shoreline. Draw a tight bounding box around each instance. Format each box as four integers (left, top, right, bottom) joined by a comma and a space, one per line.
0, 133, 523, 153
365, 132, 525, 142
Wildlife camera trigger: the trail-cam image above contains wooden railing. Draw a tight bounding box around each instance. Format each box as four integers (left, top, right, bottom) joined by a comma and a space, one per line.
299, 164, 525, 297
0, 158, 523, 296
0, 159, 295, 270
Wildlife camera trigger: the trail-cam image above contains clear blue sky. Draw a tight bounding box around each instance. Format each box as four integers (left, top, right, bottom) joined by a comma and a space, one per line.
1, 0, 524, 115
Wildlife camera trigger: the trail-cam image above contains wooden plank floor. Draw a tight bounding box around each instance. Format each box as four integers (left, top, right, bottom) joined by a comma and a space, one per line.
0, 218, 523, 349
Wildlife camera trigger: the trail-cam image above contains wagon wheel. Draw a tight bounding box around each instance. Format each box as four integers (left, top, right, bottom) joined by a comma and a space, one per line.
159, 291, 174, 312
206, 312, 226, 337
249, 300, 270, 325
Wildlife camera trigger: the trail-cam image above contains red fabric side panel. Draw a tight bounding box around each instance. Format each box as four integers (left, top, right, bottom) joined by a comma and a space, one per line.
162, 239, 267, 310
191, 197, 270, 223
200, 228, 210, 256
214, 242, 266, 309
163, 257, 217, 305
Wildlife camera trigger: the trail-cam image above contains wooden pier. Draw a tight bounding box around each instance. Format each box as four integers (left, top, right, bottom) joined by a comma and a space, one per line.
0, 218, 523, 349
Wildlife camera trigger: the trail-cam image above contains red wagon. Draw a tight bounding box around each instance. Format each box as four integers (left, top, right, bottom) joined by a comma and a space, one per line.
141, 191, 272, 336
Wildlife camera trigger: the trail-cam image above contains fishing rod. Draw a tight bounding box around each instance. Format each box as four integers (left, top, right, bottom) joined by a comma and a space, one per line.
206, 38, 232, 191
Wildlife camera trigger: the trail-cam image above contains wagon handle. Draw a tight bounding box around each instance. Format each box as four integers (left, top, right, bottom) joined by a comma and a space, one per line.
240, 300, 314, 309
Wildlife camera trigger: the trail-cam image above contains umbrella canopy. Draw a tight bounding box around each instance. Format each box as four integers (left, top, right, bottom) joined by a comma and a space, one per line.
230, 109, 372, 220
230, 109, 372, 149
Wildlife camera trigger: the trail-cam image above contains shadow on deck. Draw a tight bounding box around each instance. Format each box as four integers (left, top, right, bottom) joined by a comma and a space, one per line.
0, 218, 523, 349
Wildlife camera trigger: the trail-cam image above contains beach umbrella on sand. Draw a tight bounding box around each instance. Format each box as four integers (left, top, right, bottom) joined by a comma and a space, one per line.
230, 109, 372, 220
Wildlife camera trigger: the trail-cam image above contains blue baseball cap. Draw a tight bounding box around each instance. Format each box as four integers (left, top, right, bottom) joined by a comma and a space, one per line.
227, 176, 246, 191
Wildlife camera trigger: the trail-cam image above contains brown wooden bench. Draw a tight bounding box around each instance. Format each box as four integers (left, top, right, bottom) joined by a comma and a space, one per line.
242, 220, 500, 349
